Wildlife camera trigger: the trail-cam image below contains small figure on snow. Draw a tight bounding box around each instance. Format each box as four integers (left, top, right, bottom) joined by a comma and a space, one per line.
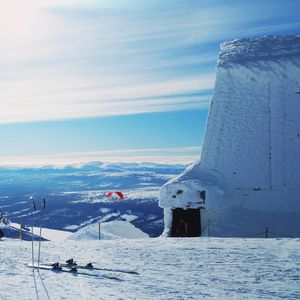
51, 262, 62, 270
66, 258, 77, 266
86, 263, 94, 268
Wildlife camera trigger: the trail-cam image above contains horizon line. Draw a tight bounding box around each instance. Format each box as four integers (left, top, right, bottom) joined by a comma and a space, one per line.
0, 146, 201, 168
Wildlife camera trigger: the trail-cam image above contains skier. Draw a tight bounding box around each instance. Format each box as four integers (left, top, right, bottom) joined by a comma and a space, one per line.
0, 228, 4, 239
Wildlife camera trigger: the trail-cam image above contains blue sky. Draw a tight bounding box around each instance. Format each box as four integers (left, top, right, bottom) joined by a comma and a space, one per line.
0, 0, 299, 164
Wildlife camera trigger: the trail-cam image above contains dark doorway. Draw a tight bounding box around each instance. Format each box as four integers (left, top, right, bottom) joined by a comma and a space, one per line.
171, 208, 201, 237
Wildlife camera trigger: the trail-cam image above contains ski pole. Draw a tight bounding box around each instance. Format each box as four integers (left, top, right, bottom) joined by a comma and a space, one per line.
37, 198, 46, 270
30, 196, 36, 270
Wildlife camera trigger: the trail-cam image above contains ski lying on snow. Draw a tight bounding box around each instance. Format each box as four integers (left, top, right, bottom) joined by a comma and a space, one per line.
43, 262, 139, 275
25, 264, 122, 280
26, 263, 94, 276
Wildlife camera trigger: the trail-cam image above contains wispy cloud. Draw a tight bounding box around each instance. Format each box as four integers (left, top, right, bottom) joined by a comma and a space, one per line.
0, 74, 214, 123
0, 0, 299, 123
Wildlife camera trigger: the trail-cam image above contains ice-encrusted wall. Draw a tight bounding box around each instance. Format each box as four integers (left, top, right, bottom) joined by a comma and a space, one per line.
159, 35, 300, 237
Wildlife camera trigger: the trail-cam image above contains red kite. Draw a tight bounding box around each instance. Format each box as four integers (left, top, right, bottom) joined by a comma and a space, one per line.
106, 191, 124, 200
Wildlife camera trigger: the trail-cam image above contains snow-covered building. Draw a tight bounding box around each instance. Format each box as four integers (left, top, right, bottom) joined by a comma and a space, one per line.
159, 35, 300, 237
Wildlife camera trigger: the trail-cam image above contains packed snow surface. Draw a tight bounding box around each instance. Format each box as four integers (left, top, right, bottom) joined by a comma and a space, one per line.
0, 238, 299, 299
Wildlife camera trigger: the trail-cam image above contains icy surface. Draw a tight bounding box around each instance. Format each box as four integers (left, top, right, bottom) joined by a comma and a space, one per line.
160, 35, 300, 236
0, 238, 299, 299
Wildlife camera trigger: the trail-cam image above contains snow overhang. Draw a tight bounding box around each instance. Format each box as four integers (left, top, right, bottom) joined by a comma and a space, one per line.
159, 163, 224, 209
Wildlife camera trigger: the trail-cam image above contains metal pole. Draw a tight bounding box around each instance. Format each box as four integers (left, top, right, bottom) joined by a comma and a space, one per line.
37, 198, 46, 270
30, 197, 35, 269
265, 226, 269, 238
98, 222, 101, 240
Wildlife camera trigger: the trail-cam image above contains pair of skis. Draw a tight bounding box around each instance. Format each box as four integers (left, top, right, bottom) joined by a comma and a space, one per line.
26, 262, 125, 281
26, 258, 139, 279
44, 259, 140, 275
26, 263, 122, 280
29, 197, 46, 271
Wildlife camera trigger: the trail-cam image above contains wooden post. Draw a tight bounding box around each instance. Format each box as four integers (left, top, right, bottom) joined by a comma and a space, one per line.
19, 223, 22, 240
265, 226, 269, 238
98, 222, 101, 240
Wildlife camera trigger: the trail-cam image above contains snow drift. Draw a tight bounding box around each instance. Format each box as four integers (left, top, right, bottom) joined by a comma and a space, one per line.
68, 221, 149, 240
0, 224, 46, 241
159, 35, 300, 237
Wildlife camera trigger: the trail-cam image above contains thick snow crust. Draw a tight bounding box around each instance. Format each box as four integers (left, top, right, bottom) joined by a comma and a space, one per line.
160, 35, 300, 237
0, 238, 299, 299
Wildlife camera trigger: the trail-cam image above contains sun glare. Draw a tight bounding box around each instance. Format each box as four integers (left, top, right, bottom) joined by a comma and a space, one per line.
0, 1, 39, 42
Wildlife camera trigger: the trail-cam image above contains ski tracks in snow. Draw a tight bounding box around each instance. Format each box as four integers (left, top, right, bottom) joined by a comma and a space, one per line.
30, 270, 51, 300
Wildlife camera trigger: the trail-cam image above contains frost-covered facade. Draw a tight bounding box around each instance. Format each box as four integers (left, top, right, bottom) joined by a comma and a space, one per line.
159, 35, 300, 237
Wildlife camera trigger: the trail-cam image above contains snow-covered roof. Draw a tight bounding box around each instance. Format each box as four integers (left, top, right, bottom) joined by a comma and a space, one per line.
218, 35, 300, 66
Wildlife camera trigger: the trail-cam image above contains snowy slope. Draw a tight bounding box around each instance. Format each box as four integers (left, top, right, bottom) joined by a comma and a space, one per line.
6, 221, 148, 241
0, 238, 299, 299
160, 35, 300, 237
30, 226, 73, 242
0, 224, 42, 241
69, 220, 149, 240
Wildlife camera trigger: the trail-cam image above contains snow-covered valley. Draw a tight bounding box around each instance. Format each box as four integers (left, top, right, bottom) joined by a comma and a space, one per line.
0, 162, 186, 238
0, 237, 299, 299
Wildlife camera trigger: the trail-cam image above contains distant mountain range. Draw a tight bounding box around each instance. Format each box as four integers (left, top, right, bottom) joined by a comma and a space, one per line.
0, 162, 187, 237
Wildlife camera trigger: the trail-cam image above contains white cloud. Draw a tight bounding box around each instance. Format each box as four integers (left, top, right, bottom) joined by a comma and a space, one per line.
0, 146, 201, 167
0, 1, 218, 124
0, 0, 298, 124
0, 74, 214, 123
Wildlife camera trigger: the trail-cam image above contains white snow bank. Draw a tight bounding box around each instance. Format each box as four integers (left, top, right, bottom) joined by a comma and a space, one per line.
9, 223, 73, 242
68, 220, 149, 240
0, 224, 39, 241
31, 227, 73, 242
160, 35, 300, 237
